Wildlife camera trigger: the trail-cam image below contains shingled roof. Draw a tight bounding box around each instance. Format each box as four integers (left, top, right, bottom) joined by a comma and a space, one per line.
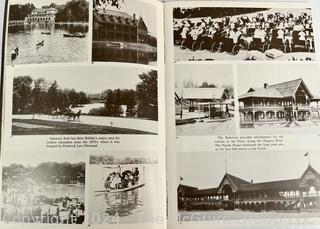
94, 9, 148, 29
175, 88, 228, 100
240, 178, 300, 192
239, 78, 314, 100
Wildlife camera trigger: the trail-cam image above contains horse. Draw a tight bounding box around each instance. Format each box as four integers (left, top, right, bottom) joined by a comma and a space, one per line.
63, 110, 81, 122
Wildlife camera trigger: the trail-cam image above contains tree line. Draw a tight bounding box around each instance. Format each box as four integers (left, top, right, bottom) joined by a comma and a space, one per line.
3, 162, 85, 185
90, 155, 157, 165
9, 0, 89, 22
173, 7, 269, 19
89, 70, 158, 121
13, 70, 158, 121
181, 78, 234, 99
13, 76, 91, 114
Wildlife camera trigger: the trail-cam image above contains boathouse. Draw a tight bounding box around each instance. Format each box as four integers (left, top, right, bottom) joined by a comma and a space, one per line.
93, 9, 157, 46
175, 87, 231, 114
238, 78, 320, 127
178, 164, 320, 212
25, 8, 58, 24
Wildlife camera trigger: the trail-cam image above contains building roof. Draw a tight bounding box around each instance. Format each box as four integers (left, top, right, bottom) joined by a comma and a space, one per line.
176, 88, 227, 100
269, 78, 313, 98
179, 164, 320, 197
238, 87, 283, 100
32, 8, 58, 14
240, 178, 300, 191
94, 9, 147, 29
239, 78, 314, 100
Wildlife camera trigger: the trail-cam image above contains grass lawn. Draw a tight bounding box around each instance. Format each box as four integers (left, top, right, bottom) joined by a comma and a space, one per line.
12, 119, 156, 135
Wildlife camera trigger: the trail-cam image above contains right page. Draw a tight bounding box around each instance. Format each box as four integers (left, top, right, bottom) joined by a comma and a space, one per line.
165, 1, 320, 228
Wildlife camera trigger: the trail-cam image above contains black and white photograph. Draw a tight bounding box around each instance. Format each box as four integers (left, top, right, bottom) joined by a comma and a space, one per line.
6, 0, 89, 65
173, 7, 316, 61
92, 0, 158, 66
238, 63, 320, 135
11, 65, 159, 135
177, 150, 320, 222
175, 64, 235, 136
88, 151, 159, 224
1, 150, 86, 224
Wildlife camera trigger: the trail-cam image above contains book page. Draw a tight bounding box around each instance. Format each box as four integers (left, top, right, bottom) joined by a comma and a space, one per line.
165, 1, 320, 228
0, 0, 166, 229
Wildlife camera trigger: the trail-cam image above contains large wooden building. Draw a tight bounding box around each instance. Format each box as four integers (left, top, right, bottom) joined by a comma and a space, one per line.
93, 9, 157, 46
178, 164, 320, 212
25, 8, 58, 24
238, 78, 320, 127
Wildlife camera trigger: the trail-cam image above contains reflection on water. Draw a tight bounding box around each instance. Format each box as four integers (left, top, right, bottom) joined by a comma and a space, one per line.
89, 164, 158, 224
102, 189, 142, 217
92, 44, 157, 66
7, 24, 89, 65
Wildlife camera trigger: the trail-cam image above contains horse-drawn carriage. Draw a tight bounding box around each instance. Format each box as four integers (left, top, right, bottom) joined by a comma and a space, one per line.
50, 107, 82, 122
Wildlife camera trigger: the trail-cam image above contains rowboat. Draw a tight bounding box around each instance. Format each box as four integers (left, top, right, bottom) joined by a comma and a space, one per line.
95, 183, 145, 194
41, 31, 51, 35
63, 33, 85, 38
106, 42, 125, 48
36, 40, 44, 47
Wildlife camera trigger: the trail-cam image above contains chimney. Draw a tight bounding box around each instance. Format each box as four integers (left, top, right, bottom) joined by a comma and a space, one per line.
133, 13, 136, 19
264, 83, 268, 89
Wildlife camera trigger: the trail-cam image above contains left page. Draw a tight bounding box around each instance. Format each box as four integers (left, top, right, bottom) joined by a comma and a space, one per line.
0, 1, 166, 229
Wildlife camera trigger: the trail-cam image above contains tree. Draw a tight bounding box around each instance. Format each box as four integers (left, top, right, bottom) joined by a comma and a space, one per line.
136, 70, 158, 121
9, 3, 36, 21
31, 78, 47, 117
224, 85, 234, 99
46, 81, 59, 112
199, 81, 217, 88
12, 76, 33, 113
94, 0, 124, 9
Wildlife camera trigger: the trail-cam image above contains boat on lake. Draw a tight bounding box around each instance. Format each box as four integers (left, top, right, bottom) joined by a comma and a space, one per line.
41, 31, 51, 35
63, 32, 85, 38
36, 40, 44, 47
105, 42, 125, 48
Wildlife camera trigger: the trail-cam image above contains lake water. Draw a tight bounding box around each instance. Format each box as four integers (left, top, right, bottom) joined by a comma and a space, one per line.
92, 43, 157, 66
88, 164, 159, 224
71, 103, 105, 114
7, 24, 89, 65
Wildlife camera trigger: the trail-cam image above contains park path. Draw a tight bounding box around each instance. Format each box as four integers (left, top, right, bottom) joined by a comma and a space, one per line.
12, 114, 158, 134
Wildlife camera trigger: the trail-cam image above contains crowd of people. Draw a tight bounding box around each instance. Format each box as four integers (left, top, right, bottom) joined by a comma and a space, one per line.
174, 10, 314, 56
104, 167, 140, 191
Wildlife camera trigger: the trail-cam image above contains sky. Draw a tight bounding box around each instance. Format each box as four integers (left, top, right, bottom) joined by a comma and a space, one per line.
10, 0, 76, 8
14, 65, 153, 94
175, 64, 234, 88
3, 150, 85, 166
95, 0, 157, 36
237, 64, 320, 96
177, 150, 320, 189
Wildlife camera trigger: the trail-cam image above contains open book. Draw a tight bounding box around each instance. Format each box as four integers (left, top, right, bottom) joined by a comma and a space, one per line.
1, 0, 320, 228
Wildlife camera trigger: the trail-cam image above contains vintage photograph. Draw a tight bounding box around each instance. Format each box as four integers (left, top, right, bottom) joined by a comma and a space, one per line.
177, 150, 320, 222
88, 151, 159, 224
6, 0, 89, 65
238, 63, 320, 134
92, 0, 158, 66
175, 64, 235, 136
173, 7, 315, 61
11, 65, 158, 135
1, 150, 85, 224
